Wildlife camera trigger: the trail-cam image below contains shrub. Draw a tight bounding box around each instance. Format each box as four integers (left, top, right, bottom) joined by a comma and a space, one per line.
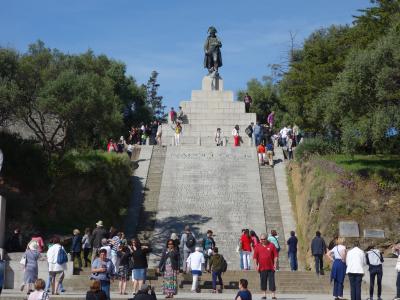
0, 132, 133, 234
46, 150, 132, 231
0, 132, 50, 188
295, 137, 338, 161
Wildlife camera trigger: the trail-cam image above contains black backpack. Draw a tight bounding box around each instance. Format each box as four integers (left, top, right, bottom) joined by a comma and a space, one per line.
185, 233, 196, 248
245, 126, 252, 137
221, 257, 228, 272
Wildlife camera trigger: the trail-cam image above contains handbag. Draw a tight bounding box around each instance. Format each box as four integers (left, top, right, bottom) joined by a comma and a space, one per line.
396, 256, 400, 272
20, 255, 26, 266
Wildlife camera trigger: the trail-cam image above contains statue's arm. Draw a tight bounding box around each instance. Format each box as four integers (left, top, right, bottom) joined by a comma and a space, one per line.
204, 38, 209, 53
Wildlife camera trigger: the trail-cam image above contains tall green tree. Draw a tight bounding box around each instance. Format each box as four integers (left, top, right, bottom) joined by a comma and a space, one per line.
320, 20, 400, 153
238, 77, 281, 124
0, 41, 149, 154
278, 25, 354, 131
145, 70, 166, 121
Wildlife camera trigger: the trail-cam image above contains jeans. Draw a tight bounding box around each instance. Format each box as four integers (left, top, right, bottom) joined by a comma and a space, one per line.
83, 248, 91, 267
255, 134, 261, 146
182, 250, 191, 272
288, 251, 298, 271
111, 251, 119, 273
396, 271, 400, 298
45, 274, 64, 292
369, 265, 382, 298
242, 251, 251, 270
314, 254, 324, 274
71, 251, 82, 269
239, 251, 244, 269
333, 279, 344, 297
204, 251, 212, 270
348, 273, 363, 300
212, 271, 223, 290
100, 280, 111, 300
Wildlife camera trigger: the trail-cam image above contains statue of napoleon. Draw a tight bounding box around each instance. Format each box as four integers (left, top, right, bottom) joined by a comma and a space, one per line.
204, 26, 222, 76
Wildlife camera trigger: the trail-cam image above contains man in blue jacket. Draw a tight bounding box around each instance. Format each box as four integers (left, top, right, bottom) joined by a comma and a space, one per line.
311, 231, 327, 275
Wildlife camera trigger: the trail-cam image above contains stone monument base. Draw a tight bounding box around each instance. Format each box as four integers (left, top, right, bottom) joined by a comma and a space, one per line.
202, 75, 223, 91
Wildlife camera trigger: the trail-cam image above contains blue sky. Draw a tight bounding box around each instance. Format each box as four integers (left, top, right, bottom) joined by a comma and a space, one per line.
0, 0, 370, 109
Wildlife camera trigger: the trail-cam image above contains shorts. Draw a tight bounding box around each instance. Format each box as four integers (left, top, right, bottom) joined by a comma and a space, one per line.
118, 265, 131, 280
132, 268, 146, 281
49, 271, 63, 276
260, 270, 276, 291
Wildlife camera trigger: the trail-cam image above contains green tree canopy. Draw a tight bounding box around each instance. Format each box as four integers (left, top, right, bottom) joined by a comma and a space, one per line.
0, 41, 149, 154
237, 76, 282, 125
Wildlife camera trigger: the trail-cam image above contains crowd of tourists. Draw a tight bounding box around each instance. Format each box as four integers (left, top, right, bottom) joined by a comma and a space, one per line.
5, 221, 400, 300
310, 231, 400, 300
106, 122, 163, 157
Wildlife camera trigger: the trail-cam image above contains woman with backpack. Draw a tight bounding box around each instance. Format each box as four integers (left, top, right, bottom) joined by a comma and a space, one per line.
209, 247, 226, 293
267, 230, 281, 271
47, 236, 67, 295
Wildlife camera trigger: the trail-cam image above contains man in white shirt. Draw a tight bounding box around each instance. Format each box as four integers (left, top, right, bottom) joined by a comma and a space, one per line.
100, 238, 111, 259
186, 247, 205, 292
366, 245, 384, 300
346, 241, 366, 300
279, 126, 289, 146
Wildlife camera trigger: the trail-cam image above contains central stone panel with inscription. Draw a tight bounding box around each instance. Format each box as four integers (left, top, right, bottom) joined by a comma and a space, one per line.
149, 145, 266, 269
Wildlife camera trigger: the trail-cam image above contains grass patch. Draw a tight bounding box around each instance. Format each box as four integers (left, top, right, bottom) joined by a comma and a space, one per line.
323, 154, 400, 187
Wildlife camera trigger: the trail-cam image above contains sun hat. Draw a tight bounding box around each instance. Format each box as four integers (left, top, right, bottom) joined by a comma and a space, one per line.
28, 240, 39, 251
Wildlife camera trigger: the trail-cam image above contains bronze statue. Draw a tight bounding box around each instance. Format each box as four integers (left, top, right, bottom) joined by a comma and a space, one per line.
204, 26, 222, 75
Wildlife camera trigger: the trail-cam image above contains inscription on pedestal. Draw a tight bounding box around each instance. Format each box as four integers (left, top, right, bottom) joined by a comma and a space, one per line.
339, 221, 360, 237
364, 229, 385, 238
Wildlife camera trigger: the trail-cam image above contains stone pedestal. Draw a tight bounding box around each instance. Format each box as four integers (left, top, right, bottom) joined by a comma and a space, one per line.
202, 75, 224, 91
0, 196, 5, 259
161, 77, 256, 146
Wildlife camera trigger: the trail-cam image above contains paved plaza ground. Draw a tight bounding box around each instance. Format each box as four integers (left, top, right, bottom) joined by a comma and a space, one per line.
0, 289, 397, 300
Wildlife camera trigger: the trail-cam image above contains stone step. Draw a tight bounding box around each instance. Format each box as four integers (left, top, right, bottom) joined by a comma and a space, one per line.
161, 136, 253, 147
58, 271, 337, 294
184, 112, 255, 121
162, 124, 254, 133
